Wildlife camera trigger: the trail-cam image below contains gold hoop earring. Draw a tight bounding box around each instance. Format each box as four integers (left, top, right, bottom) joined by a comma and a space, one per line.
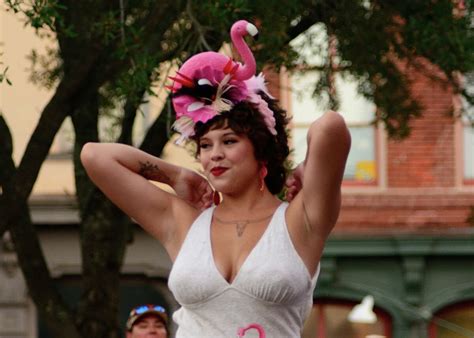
259, 165, 268, 192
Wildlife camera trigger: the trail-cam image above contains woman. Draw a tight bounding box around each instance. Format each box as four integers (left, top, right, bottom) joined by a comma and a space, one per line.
81, 20, 350, 337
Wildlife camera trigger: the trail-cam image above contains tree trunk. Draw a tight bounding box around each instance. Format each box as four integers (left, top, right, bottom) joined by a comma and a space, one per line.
71, 90, 129, 338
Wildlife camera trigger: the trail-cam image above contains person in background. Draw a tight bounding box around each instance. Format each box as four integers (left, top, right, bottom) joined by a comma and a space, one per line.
126, 304, 168, 338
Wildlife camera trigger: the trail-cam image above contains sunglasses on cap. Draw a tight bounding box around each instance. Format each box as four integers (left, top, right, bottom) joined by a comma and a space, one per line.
126, 304, 168, 330
132, 304, 166, 316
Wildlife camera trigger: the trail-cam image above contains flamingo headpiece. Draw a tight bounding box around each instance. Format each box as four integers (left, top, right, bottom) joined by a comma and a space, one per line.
168, 20, 277, 144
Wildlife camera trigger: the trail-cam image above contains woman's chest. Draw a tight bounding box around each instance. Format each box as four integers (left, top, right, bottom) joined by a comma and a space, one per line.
169, 222, 312, 306
210, 220, 269, 284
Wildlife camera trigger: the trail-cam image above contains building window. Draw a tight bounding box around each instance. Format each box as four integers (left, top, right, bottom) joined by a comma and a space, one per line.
290, 71, 377, 184
289, 23, 377, 185
302, 300, 391, 338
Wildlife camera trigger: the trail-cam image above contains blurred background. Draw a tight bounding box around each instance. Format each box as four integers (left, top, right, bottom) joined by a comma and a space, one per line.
1, 1, 473, 337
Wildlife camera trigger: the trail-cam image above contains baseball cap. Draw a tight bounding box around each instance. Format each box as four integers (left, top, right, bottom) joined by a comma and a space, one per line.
126, 304, 168, 330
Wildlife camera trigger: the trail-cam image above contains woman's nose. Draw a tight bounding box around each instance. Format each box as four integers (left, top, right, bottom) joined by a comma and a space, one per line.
210, 145, 224, 161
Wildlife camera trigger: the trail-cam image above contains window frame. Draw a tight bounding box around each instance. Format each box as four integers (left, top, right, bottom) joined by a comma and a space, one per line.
453, 71, 474, 187
461, 119, 474, 185
286, 61, 380, 187
342, 121, 380, 187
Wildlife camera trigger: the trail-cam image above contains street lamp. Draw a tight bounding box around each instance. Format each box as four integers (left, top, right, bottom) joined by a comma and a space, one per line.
348, 295, 377, 324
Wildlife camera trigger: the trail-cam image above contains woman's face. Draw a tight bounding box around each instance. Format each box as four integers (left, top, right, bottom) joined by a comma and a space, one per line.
199, 126, 259, 194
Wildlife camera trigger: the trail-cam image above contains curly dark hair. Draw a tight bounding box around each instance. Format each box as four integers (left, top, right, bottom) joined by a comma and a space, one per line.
192, 94, 290, 194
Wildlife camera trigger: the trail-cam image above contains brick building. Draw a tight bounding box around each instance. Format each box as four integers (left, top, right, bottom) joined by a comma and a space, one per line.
284, 58, 474, 338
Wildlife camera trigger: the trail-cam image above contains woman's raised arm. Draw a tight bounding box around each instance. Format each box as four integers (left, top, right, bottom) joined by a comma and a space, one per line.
80, 143, 213, 251
287, 111, 351, 257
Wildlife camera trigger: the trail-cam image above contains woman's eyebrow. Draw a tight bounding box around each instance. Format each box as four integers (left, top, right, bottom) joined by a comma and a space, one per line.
201, 131, 237, 140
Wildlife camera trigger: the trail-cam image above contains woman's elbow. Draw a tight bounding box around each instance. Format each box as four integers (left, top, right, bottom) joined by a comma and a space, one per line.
80, 142, 101, 168
320, 111, 348, 132
309, 111, 351, 148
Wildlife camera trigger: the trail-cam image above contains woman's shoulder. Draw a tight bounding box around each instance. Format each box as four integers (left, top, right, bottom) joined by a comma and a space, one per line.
171, 197, 209, 229
167, 198, 214, 258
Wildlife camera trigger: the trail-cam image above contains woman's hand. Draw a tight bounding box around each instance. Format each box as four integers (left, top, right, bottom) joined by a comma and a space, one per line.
285, 163, 305, 202
172, 168, 214, 210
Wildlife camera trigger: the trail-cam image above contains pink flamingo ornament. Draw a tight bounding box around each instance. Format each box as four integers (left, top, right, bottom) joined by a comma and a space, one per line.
169, 20, 277, 143
229, 20, 258, 81
236, 323, 266, 338
170, 20, 258, 119
171, 19, 257, 90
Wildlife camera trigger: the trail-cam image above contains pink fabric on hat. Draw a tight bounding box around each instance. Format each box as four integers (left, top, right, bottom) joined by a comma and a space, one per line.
170, 20, 277, 141
171, 21, 257, 121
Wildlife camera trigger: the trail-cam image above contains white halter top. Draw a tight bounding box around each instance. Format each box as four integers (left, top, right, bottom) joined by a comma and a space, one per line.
168, 202, 320, 337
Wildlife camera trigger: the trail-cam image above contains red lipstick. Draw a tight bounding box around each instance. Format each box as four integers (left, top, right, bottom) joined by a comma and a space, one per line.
211, 167, 228, 177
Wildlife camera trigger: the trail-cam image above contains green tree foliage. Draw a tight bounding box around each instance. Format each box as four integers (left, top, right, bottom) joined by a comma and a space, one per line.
288, 0, 473, 137
0, 0, 472, 337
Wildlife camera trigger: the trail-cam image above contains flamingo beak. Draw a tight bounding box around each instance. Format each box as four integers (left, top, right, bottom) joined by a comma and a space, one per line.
246, 23, 258, 37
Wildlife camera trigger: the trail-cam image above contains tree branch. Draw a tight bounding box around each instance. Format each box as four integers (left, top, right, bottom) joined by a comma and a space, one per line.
0, 115, 15, 238
186, 0, 212, 51
139, 99, 174, 157
117, 88, 146, 145
15, 48, 102, 201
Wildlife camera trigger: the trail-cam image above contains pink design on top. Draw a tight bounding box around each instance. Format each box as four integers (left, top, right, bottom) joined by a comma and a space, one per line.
168, 20, 277, 144
236, 323, 266, 338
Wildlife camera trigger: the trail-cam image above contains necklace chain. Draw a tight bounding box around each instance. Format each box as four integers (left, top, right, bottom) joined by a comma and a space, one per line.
213, 213, 273, 237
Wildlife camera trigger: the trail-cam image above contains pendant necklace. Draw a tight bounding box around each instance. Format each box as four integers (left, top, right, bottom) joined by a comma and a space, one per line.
213, 213, 273, 237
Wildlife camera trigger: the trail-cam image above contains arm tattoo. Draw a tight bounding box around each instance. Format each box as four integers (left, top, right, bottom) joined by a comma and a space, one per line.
138, 161, 170, 183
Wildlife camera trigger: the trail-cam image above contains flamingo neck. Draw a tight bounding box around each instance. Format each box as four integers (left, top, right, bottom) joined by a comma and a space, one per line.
231, 31, 256, 81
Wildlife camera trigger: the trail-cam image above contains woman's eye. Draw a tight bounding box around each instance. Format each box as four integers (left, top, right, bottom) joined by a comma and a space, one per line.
200, 143, 211, 149
224, 139, 237, 145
